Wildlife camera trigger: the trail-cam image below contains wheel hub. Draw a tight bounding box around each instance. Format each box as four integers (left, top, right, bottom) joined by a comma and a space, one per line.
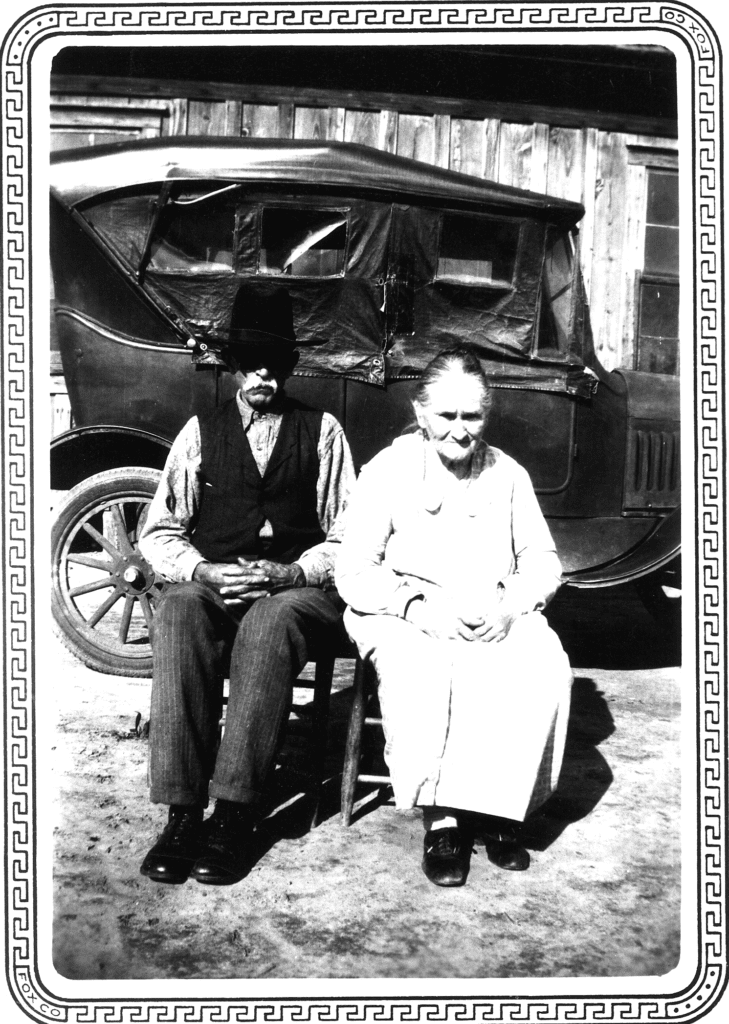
111, 552, 156, 595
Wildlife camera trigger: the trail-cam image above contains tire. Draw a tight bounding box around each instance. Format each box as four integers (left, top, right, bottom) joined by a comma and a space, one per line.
51, 467, 163, 677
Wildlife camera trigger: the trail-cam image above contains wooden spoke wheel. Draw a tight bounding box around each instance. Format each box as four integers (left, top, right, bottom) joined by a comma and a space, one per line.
51, 467, 163, 677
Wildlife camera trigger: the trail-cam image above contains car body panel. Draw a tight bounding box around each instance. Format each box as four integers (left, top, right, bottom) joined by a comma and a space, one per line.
50, 137, 680, 586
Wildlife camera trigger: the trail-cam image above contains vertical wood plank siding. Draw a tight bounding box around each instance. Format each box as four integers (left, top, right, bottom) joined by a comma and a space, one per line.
168, 98, 188, 136
450, 119, 481, 178
529, 124, 551, 195
277, 103, 295, 138
295, 106, 329, 140
580, 128, 600, 304
50, 90, 678, 438
344, 110, 380, 149
50, 376, 72, 439
591, 132, 631, 370
481, 119, 501, 181
621, 161, 648, 372
499, 123, 537, 191
546, 127, 584, 204
224, 100, 243, 137
379, 109, 399, 154
242, 104, 279, 138
187, 100, 229, 136
327, 107, 346, 142
433, 115, 451, 169
397, 113, 435, 163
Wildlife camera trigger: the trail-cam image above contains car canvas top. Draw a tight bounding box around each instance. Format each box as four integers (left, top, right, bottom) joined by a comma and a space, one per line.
50, 136, 584, 226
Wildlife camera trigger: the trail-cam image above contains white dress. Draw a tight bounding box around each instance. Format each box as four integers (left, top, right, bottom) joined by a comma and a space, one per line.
335, 433, 572, 822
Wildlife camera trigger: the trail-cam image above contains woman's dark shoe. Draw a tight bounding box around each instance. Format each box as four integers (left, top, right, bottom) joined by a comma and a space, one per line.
191, 800, 254, 885
422, 827, 471, 887
487, 839, 531, 871
139, 806, 204, 884
478, 814, 531, 871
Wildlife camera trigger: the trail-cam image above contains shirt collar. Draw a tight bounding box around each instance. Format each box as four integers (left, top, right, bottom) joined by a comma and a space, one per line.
236, 390, 284, 428
420, 436, 495, 515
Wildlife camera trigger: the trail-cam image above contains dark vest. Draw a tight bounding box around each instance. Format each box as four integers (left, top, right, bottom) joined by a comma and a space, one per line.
192, 397, 325, 565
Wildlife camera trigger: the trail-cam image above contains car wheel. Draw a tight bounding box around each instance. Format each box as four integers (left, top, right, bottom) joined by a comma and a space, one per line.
51, 467, 163, 677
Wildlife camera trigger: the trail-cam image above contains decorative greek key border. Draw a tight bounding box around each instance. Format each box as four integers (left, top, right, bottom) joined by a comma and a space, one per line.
1, 2, 724, 1021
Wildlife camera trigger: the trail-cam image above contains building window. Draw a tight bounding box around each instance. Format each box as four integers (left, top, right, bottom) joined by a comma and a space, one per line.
636, 168, 679, 375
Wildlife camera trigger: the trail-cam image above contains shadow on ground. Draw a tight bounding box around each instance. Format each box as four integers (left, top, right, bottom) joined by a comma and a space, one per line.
545, 580, 681, 670
521, 676, 614, 852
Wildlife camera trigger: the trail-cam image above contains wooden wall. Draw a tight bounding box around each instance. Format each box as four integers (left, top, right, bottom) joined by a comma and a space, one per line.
49, 84, 678, 435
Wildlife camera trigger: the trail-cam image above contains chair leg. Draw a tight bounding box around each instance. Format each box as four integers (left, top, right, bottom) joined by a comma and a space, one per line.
340, 656, 369, 826
309, 652, 335, 828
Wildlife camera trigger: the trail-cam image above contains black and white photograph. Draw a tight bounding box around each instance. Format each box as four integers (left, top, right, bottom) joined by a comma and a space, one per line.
0, 1, 725, 1021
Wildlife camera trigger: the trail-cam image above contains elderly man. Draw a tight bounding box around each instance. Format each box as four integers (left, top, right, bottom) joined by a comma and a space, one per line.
138, 283, 355, 885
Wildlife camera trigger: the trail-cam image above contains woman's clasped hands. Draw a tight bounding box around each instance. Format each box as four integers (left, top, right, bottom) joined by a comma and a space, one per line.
405, 587, 518, 643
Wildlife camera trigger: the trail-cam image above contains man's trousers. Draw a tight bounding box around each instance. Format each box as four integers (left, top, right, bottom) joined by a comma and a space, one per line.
148, 582, 343, 808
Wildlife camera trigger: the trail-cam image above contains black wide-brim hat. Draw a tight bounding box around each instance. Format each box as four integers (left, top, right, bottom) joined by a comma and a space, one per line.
226, 281, 298, 363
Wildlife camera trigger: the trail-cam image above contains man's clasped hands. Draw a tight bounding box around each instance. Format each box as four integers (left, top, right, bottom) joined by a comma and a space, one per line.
192, 557, 306, 605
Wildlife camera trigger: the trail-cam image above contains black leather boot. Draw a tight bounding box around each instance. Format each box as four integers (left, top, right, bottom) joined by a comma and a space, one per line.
140, 805, 204, 884
191, 799, 255, 885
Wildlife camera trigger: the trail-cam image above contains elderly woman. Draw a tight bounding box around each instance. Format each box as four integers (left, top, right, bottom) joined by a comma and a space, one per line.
335, 345, 572, 887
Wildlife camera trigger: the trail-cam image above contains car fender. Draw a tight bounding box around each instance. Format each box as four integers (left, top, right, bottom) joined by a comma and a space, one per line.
564, 506, 681, 587
51, 425, 171, 492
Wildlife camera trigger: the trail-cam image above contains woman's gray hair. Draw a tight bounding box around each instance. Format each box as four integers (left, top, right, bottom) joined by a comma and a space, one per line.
414, 344, 494, 417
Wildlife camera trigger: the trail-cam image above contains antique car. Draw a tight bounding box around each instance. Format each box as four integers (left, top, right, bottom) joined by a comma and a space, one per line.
50, 137, 680, 676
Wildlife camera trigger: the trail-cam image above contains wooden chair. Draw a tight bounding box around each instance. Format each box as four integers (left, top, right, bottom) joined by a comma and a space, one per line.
340, 655, 391, 825
221, 628, 355, 828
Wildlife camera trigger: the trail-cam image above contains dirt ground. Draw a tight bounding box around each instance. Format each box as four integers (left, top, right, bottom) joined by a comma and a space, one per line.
50, 583, 682, 981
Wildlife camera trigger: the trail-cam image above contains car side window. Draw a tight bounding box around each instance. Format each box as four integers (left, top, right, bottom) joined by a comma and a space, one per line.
81, 185, 239, 275
148, 186, 238, 274
536, 227, 575, 359
436, 213, 520, 288
259, 208, 348, 277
